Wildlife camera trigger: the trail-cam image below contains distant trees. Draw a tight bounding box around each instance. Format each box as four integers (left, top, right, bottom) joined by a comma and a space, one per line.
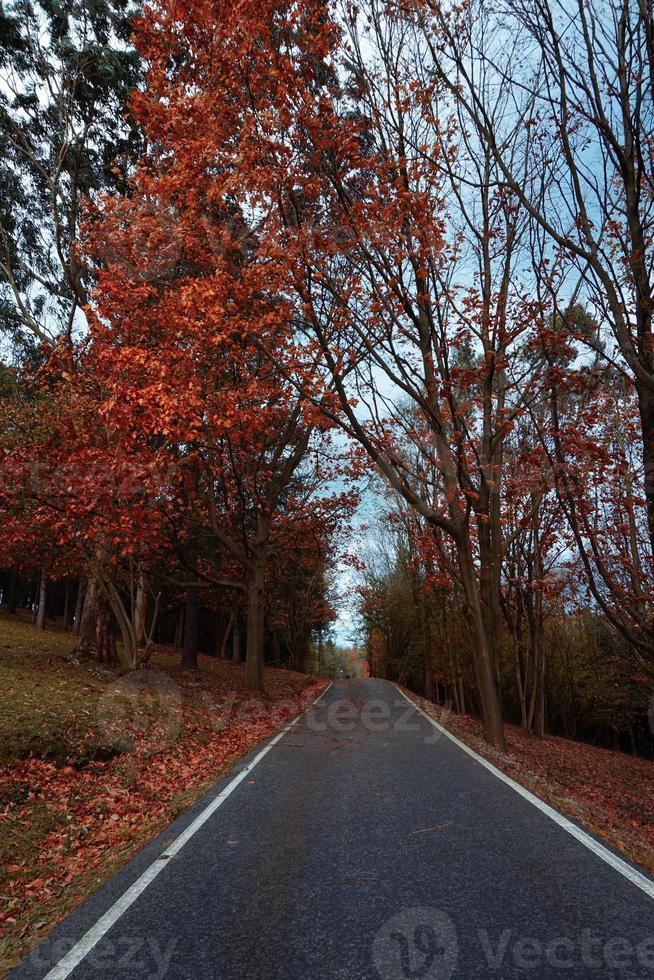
0, 331, 352, 678
359, 491, 652, 754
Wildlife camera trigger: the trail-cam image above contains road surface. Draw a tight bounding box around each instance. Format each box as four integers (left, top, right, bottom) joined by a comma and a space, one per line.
11, 678, 654, 979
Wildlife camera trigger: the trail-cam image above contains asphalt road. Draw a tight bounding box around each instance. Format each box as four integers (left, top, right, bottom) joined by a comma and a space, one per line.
11, 678, 654, 980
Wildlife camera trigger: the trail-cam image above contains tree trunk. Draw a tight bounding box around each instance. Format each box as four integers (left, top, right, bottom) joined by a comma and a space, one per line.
232, 610, 242, 664
292, 634, 304, 672
447, 661, 459, 712
75, 577, 116, 663
244, 557, 266, 691
424, 645, 434, 702
525, 530, 545, 737
628, 724, 637, 756
35, 569, 47, 631
514, 645, 528, 732
478, 530, 504, 707
532, 648, 545, 738
73, 578, 86, 635
181, 584, 199, 669
531, 605, 545, 738
219, 611, 234, 659
458, 542, 506, 750
637, 312, 654, 559
419, 590, 434, 701
457, 675, 466, 715
134, 570, 147, 647
271, 627, 283, 668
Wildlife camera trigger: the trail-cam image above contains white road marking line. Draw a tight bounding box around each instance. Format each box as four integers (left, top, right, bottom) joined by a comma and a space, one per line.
395, 684, 654, 902
43, 682, 333, 980
313, 680, 332, 705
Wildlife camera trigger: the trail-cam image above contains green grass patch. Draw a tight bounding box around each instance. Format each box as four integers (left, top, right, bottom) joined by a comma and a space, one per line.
0, 611, 109, 767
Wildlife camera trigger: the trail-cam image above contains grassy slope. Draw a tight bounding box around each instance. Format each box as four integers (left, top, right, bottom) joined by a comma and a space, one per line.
0, 612, 324, 977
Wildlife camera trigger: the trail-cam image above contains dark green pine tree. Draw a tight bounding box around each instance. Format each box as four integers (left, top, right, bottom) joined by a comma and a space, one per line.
0, 0, 142, 353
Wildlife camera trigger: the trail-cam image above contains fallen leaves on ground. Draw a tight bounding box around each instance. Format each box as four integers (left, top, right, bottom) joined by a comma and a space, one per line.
0, 624, 325, 977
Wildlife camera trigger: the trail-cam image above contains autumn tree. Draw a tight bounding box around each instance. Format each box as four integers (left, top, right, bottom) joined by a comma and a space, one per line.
0, 0, 145, 658
82, 37, 358, 687
419, 0, 654, 571
0, 352, 173, 665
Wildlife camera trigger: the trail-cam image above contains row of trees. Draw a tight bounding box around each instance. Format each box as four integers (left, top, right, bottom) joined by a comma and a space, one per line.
1, 0, 652, 742
0, 287, 354, 682
358, 485, 652, 755
0, 562, 338, 675
0, 0, 355, 686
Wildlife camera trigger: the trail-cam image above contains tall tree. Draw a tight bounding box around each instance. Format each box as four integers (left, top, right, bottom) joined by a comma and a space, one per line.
0, 0, 141, 348
420, 0, 654, 560
84, 93, 356, 688
0, 0, 143, 661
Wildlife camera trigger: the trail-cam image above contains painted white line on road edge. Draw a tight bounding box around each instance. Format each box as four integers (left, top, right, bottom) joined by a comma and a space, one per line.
43, 681, 333, 980
313, 680, 332, 705
394, 684, 654, 902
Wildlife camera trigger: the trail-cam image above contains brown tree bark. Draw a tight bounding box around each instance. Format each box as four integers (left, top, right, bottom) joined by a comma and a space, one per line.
458, 541, 506, 750
75, 577, 116, 663
73, 578, 86, 636
292, 633, 305, 673
134, 569, 147, 647
244, 554, 266, 691
35, 568, 47, 631
423, 647, 434, 702
638, 391, 654, 559
219, 610, 234, 659
181, 584, 199, 669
